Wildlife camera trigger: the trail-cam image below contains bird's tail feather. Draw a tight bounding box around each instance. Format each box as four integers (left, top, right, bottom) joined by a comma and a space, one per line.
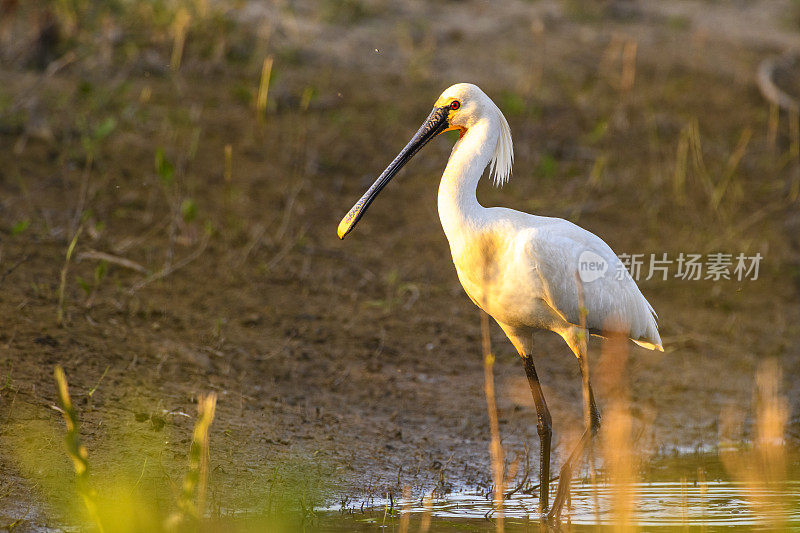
632, 338, 664, 352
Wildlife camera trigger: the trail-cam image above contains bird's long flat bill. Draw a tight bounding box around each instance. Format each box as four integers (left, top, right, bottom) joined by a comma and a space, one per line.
337, 105, 450, 239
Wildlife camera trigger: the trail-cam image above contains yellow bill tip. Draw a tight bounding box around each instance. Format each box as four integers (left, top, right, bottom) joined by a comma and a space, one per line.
337, 217, 351, 240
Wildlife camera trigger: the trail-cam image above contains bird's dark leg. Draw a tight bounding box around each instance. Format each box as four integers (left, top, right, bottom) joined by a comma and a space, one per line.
586, 381, 601, 434
521, 354, 552, 514
547, 356, 601, 521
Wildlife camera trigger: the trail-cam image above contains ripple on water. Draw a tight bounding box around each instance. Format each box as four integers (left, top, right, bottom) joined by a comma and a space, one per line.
347, 481, 800, 528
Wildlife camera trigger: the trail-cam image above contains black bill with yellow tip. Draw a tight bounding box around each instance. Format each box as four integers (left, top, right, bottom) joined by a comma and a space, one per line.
337, 105, 451, 239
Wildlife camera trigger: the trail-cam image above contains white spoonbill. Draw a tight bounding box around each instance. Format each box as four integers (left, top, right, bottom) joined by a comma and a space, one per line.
337, 83, 662, 520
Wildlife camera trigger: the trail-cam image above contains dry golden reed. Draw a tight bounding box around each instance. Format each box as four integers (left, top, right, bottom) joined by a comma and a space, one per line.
712, 127, 752, 210
256, 56, 274, 124
598, 332, 637, 532
168, 393, 218, 528
720, 358, 789, 529
481, 310, 505, 533
419, 493, 433, 533
673, 125, 690, 203
399, 485, 411, 533
620, 39, 637, 92
790, 108, 799, 162
767, 103, 779, 151
170, 8, 191, 71
54, 366, 105, 533
224, 144, 233, 183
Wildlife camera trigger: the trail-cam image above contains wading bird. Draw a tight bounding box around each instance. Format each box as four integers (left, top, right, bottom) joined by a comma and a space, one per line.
337, 83, 662, 521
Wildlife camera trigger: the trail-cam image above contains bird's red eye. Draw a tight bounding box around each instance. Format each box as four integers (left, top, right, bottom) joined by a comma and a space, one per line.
450, 100, 460, 110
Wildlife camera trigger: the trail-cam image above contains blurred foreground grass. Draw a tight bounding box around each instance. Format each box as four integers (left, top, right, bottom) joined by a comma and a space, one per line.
8, 359, 798, 531
11, 367, 332, 532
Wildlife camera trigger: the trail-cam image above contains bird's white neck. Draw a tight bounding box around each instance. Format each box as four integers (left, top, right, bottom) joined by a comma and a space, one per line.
437, 118, 498, 244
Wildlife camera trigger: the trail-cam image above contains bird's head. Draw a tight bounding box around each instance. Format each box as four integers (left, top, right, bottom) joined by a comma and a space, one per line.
337, 83, 512, 239
433, 83, 489, 135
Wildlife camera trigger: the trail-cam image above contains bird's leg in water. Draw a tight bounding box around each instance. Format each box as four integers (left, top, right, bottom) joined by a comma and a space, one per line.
548, 361, 601, 521
521, 354, 552, 513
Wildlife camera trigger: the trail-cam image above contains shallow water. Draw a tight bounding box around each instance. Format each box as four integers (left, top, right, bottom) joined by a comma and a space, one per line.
325, 469, 800, 530
321, 453, 800, 531
367, 481, 800, 527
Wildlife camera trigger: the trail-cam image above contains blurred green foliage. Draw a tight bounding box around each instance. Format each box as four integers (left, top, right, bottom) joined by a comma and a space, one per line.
536, 153, 558, 180
155, 148, 175, 185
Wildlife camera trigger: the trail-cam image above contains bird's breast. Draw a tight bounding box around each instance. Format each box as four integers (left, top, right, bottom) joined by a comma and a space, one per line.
448, 229, 563, 330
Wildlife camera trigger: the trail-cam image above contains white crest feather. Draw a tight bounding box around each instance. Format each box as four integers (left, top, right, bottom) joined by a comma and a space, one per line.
489, 105, 513, 187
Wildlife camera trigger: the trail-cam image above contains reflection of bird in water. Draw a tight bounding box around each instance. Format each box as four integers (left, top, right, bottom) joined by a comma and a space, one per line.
338, 83, 662, 521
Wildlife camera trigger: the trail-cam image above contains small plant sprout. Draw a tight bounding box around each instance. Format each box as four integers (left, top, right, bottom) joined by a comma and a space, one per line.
300, 86, 314, 112
87, 366, 110, 400
78, 259, 108, 308
155, 148, 175, 186
57, 226, 83, 327
180, 198, 198, 223
11, 219, 29, 236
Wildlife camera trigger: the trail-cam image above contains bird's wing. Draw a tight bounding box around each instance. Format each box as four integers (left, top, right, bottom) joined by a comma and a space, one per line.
522, 220, 662, 350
